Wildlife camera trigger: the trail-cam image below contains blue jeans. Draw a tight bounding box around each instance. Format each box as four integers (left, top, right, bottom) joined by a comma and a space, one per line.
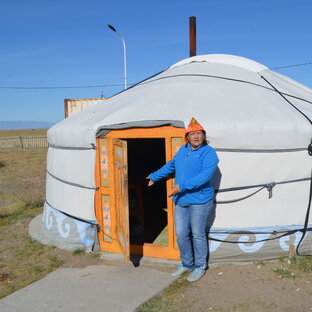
174, 200, 214, 269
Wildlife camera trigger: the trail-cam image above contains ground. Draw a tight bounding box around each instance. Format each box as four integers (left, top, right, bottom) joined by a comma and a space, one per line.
136, 259, 312, 312
175, 261, 312, 312
1, 132, 312, 311
0, 143, 103, 299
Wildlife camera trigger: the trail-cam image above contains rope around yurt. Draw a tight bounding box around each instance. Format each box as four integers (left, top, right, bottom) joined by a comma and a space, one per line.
209, 75, 312, 256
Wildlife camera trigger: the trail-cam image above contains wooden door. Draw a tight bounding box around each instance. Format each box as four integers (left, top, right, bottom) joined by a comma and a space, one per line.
95, 127, 185, 260
95, 138, 130, 261
112, 139, 130, 261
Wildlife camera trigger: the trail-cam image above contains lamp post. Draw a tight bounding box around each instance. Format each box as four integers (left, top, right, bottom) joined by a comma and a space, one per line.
108, 24, 127, 90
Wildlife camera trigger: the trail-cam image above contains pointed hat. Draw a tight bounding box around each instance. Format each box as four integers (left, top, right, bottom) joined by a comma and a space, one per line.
185, 117, 205, 133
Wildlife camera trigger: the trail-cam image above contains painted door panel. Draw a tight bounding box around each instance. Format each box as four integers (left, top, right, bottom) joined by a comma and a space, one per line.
113, 139, 130, 261
95, 127, 185, 260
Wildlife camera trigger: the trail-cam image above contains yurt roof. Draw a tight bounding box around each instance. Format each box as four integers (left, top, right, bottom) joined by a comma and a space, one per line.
48, 54, 312, 150
169, 54, 268, 72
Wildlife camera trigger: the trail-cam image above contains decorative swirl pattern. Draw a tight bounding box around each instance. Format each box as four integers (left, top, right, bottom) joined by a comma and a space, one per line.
238, 233, 271, 253
209, 228, 310, 254
57, 213, 71, 238
43, 204, 55, 231
76, 221, 96, 246
42, 203, 95, 247
42, 203, 310, 256
279, 231, 303, 251
209, 233, 230, 252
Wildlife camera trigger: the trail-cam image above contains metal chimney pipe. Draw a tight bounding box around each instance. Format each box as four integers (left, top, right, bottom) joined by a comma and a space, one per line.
189, 16, 196, 57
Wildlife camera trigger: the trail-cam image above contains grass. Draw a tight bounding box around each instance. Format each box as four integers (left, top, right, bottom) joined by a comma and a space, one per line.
255, 260, 266, 266
298, 256, 312, 272
135, 277, 279, 312
0, 201, 65, 298
0, 246, 63, 297
204, 298, 278, 312
0, 147, 103, 299
72, 248, 86, 255
272, 255, 312, 279
0, 129, 48, 137
273, 267, 295, 278
0, 148, 47, 215
135, 277, 190, 312
0, 200, 44, 227
48, 256, 64, 270
136, 257, 312, 312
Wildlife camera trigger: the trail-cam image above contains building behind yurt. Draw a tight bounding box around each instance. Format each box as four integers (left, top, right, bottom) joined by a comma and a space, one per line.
32, 54, 312, 263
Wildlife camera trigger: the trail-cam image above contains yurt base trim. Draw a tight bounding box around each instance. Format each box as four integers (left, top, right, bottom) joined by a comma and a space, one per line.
95, 224, 312, 261
209, 226, 311, 245
39, 204, 312, 259
209, 225, 312, 259
41, 202, 98, 252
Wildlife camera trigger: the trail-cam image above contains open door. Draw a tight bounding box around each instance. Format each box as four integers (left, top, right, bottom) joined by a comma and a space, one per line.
112, 139, 130, 261
95, 126, 185, 260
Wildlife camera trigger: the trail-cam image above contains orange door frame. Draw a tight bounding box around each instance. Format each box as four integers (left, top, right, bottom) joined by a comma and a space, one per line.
95, 126, 185, 260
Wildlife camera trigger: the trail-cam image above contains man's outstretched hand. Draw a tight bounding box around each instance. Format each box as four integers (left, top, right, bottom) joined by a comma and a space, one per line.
146, 177, 154, 187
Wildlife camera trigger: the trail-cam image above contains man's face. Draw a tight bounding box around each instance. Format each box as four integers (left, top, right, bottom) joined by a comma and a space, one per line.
187, 131, 205, 148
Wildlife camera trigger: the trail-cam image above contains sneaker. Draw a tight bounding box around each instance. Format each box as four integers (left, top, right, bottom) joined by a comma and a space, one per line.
171, 264, 193, 277
186, 268, 206, 282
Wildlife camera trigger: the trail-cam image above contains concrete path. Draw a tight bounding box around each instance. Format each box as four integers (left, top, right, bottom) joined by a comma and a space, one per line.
0, 264, 177, 312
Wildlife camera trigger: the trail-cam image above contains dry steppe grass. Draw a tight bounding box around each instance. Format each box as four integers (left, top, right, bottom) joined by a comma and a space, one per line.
136, 256, 312, 312
0, 140, 102, 299
0, 129, 48, 137
0, 148, 46, 211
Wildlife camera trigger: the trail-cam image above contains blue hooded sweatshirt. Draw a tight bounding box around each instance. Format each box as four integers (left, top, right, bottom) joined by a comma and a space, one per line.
149, 144, 219, 206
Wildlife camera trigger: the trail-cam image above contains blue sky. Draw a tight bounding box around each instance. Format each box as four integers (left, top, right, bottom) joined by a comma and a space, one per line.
1, 0, 312, 123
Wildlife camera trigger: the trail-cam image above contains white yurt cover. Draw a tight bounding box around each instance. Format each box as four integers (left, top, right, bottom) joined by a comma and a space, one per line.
42, 54, 312, 259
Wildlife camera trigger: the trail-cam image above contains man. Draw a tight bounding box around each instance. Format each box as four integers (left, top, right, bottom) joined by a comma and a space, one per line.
147, 117, 219, 282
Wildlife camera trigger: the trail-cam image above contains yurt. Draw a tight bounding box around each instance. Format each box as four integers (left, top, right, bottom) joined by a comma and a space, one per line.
39, 54, 312, 263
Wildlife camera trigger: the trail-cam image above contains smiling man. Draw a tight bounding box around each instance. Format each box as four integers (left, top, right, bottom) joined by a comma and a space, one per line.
147, 117, 219, 282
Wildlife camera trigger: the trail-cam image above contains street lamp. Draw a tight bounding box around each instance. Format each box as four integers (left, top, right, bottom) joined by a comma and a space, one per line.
107, 24, 127, 90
